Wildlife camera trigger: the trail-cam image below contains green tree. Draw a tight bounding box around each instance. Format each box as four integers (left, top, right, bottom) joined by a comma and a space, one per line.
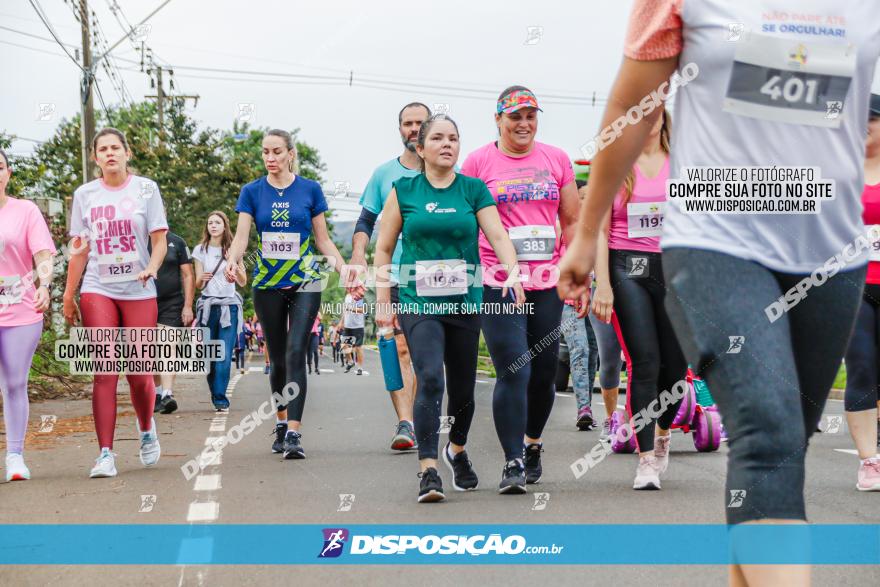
1, 101, 334, 394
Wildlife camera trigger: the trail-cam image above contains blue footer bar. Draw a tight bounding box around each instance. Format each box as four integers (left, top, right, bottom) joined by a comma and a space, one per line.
2, 525, 879, 564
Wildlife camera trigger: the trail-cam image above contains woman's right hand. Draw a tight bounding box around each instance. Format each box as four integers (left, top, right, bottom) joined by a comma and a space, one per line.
591, 283, 614, 323
200, 272, 214, 287
63, 294, 81, 325
223, 262, 237, 283
375, 301, 394, 331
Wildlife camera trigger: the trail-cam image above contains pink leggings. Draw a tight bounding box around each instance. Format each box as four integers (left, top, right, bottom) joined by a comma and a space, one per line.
80, 293, 157, 449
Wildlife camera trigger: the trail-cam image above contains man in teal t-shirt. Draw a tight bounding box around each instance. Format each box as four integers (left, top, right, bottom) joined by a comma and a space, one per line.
350, 101, 430, 453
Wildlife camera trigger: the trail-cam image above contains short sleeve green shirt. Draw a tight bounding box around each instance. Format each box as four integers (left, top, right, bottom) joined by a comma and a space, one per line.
394, 173, 496, 314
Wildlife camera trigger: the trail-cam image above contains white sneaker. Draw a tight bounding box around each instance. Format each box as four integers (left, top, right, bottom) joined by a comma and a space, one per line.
90, 449, 118, 478
5, 453, 31, 482
633, 455, 661, 490
137, 417, 161, 467
654, 435, 671, 475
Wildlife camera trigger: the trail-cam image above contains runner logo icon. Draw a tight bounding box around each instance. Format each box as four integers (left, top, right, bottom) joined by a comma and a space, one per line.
319, 528, 349, 558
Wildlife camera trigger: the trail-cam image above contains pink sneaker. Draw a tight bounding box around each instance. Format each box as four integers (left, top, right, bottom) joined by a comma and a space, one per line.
654, 435, 671, 475
633, 455, 661, 490
857, 457, 880, 491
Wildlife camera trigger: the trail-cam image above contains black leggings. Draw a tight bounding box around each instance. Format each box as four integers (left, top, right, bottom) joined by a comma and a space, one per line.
482, 286, 564, 461
253, 288, 321, 422
663, 248, 864, 524
234, 347, 246, 370
844, 283, 880, 412
609, 249, 687, 452
308, 334, 320, 372
399, 314, 480, 461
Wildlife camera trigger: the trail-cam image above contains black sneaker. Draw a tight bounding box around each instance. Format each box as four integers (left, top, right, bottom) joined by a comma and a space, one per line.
442, 443, 478, 491
524, 443, 543, 484
417, 467, 445, 503
283, 430, 305, 459
153, 395, 165, 413
271, 422, 288, 454
160, 395, 178, 414
344, 364, 354, 373
499, 459, 526, 494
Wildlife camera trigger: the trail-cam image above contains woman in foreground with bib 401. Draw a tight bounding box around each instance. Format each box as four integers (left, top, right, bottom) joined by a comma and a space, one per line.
558, 2, 880, 585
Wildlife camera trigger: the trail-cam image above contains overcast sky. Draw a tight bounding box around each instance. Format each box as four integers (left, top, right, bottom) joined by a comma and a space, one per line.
1, 0, 637, 193
3, 0, 880, 201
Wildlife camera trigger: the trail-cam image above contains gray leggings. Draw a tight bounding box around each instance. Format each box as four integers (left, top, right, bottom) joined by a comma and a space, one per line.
589, 313, 624, 389
663, 248, 864, 524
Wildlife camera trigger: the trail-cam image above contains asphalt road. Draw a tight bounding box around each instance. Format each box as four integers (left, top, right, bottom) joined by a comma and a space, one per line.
1, 349, 878, 586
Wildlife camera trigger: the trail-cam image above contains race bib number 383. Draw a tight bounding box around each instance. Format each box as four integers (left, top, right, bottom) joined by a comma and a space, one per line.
723, 33, 856, 128
509, 225, 555, 261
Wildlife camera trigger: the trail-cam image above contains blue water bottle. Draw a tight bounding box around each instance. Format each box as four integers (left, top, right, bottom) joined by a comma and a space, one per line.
377, 328, 404, 392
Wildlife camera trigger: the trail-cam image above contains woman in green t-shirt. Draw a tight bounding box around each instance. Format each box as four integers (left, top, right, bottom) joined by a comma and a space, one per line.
374, 114, 525, 503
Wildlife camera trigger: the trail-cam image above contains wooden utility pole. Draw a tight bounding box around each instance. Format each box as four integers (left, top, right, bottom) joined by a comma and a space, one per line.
145, 64, 199, 148
79, 0, 96, 184
156, 66, 164, 143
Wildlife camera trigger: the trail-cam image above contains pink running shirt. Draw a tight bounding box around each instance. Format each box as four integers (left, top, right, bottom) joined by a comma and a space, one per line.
608, 157, 670, 254
0, 197, 57, 327
461, 141, 574, 290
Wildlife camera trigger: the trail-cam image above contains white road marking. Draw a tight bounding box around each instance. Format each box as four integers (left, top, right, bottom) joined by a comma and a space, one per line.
834, 449, 860, 456
249, 367, 263, 372
179, 374, 242, 582
186, 501, 219, 522
194, 475, 222, 491
320, 368, 335, 373
198, 451, 222, 468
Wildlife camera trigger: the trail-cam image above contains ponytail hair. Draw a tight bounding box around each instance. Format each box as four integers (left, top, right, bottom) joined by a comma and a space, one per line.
620, 109, 671, 206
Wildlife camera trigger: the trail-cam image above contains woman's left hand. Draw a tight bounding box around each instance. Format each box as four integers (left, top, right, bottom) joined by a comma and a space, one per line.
33, 286, 50, 312
137, 268, 157, 287
501, 282, 527, 306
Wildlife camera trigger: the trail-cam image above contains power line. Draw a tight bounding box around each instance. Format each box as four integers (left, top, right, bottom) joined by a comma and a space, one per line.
26, 0, 85, 72
0, 38, 74, 59
0, 24, 79, 49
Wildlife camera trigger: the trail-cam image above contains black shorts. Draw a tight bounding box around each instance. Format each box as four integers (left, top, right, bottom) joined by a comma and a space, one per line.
156, 299, 183, 327
389, 285, 404, 336
341, 327, 365, 347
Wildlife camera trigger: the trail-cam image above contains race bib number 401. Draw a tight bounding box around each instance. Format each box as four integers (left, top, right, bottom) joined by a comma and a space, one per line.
723, 33, 856, 128
262, 232, 300, 261
415, 259, 468, 297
